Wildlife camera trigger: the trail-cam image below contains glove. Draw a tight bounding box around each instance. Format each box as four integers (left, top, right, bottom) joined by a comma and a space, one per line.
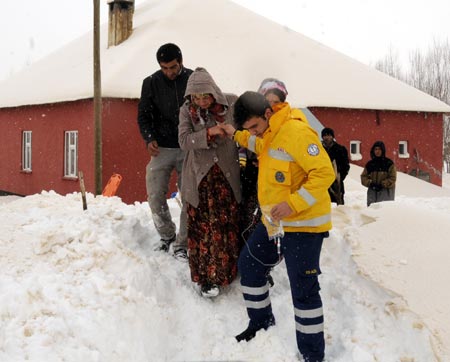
370, 183, 382, 192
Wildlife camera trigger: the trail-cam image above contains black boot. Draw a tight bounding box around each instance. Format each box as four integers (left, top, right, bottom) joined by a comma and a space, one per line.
155, 236, 175, 252
235, 315, 275, 342
235, 326, 258, 342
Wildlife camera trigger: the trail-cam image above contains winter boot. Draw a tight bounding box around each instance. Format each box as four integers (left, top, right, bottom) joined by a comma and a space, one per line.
154, 235, 175, 252
200, 283, 220, 298
235, 315, 276, 342
173, 248, 188, 262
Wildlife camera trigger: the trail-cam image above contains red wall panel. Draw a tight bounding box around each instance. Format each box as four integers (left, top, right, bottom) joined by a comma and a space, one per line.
0, 101, 95, 196
310, 107, 443, 186
0, 99, 177, 204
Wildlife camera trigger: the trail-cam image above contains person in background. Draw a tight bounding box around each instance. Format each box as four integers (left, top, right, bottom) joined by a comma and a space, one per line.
321, 127, 350, 205
137, 43, 193, 260
257, 77, 288, 107
178, 67, 241, 298
361, 140, 397, 206
221, 91, 334, 362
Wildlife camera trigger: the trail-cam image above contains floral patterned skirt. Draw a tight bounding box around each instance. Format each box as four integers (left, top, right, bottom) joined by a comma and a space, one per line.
187, 164, 241, 287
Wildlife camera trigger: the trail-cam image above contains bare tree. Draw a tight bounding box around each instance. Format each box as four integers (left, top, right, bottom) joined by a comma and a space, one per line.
374, 46, 405, 81
408, 49, 427, 91
374, 38, 450, 173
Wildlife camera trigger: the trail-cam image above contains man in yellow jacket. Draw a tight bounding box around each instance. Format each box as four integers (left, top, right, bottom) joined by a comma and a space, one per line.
221, 91, 334, 362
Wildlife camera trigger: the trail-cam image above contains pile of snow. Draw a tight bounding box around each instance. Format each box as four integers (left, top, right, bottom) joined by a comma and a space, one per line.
1, 167, 449, 361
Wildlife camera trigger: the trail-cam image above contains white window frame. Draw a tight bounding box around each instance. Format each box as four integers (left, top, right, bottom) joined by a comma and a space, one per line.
349, 140, 362, 161
64, 131, 78, 177
22, 131, 32, 171
398, 140, 410, 158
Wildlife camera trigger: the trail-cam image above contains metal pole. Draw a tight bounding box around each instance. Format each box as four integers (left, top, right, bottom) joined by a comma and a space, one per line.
93, 0, 102, 195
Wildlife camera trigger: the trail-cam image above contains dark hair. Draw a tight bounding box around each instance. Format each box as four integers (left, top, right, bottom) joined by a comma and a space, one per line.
321, 127, 334, 138
234, 91, 271, 128
156, 43, 182, 63
265, 88, 286, 102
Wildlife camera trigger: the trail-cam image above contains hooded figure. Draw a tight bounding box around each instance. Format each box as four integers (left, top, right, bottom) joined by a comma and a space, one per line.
178, 67, 241, 297
361, 141, 397, 206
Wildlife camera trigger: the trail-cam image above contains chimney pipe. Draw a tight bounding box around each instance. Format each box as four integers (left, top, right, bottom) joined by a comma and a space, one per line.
107, 0, 135, 47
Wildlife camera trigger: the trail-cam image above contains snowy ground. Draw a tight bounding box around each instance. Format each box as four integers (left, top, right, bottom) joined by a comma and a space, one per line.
1, 166, 449, 362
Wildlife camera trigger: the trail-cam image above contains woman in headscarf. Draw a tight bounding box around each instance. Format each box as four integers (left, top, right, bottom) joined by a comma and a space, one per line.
178, 67, 241, 297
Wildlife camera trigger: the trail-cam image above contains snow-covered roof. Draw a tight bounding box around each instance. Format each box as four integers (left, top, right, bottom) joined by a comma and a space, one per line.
0, 0, 449, 112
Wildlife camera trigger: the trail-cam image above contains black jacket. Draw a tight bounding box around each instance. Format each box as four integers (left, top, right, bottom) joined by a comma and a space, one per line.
137, 67, 193, 148
323, 141, 350, 181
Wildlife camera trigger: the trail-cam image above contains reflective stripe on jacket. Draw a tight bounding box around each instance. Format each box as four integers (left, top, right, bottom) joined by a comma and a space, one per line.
234, 103, 335, 233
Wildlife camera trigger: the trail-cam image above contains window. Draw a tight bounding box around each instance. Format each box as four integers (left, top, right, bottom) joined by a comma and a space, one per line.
64, 131, 78, 177
22, 131, 32, 171
349, 140, 362, 161
398, 141, 409, 158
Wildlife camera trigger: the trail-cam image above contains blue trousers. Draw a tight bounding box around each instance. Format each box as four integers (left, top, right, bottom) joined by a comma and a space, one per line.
238, 222, 327, 362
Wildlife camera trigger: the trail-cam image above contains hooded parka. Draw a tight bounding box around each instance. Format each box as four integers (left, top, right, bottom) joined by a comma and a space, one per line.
361, 141, 396, 206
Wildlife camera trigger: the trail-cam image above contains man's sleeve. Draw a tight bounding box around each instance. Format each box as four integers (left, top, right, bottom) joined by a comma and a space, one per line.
137, 78, 156, 144
287, 131, 335, 213
234, 130, 263, 155
383, 164, 397, 189
340, 145, 350, 180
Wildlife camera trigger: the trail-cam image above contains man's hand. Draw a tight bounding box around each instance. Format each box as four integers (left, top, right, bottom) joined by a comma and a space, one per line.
219, 124, 236, 138
147, 140, 160, 157
370, 182, 382, 192
270, 202, 293, 221
207, 125, 226, 137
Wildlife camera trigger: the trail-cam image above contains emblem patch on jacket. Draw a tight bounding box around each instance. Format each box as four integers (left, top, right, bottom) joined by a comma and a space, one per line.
307, 144, 320, 156
275, 171, 285, 183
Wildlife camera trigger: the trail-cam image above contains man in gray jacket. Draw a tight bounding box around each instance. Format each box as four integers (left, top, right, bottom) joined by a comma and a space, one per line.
137, 43, 193, 260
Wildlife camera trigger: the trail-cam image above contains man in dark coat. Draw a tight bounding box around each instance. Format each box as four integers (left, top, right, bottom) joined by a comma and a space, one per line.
321, 127, 350, 205
361, 141, 397, 206
137, 43, 193, 259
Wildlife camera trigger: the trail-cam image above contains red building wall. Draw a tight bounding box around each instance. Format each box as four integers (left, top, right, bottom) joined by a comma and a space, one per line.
102, 98, 178, 204
102, 98, 149, 204
0, 101, 443, 203
310, 107, 444, 186
0, 101, 96, 196
0, 99, 176, 204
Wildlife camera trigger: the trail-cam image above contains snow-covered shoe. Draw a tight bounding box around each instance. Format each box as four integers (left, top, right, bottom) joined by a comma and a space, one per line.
173, 248, 188, 262
235, 315, 276, 342
200, 284, 220, 298
154, 236, 175, 252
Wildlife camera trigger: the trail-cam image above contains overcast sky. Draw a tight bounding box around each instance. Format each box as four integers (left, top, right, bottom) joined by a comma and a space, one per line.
1, 0, 449, 81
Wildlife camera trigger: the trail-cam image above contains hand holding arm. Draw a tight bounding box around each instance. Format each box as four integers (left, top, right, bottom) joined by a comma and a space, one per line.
219, 123, 236, 139
207, 125, 227, 137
